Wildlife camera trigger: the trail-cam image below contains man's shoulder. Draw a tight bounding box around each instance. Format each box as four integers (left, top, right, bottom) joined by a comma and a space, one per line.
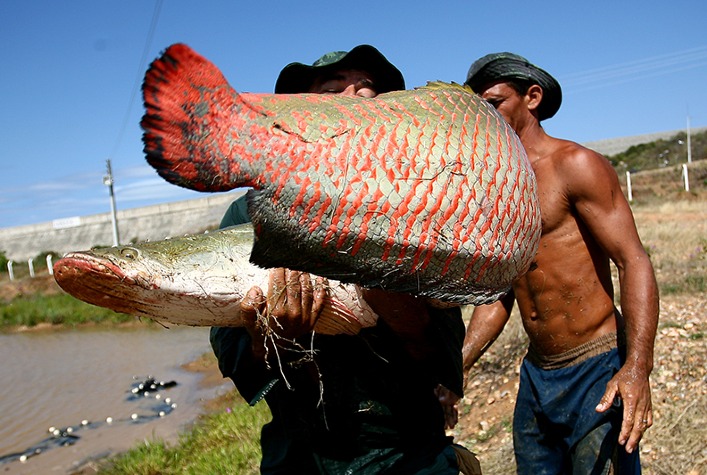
545, 137, 612, 176
541, 136, 625, 207
549, 136, 604, 161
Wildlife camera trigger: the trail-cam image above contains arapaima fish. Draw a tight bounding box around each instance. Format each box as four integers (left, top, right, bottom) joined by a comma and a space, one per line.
139, 43, 541, 305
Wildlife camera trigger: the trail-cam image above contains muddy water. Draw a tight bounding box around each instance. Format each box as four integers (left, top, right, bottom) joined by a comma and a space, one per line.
0, 326, 232, 474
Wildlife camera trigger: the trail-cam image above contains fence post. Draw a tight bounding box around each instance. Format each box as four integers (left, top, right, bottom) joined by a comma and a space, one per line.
8, 260, 14, 281
682, 164, 690, 192
28, 258, 35, 278
626, 171, 633, 202
47, 254, 54, 275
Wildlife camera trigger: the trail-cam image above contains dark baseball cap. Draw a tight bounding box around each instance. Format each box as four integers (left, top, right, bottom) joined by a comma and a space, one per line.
275, 44, 405, 94
465, 52, 562, 121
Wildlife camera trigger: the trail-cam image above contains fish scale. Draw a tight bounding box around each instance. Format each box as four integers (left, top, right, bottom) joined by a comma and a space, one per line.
141, 43, 541, 304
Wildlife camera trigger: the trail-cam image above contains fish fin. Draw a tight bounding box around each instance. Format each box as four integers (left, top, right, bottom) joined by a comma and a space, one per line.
416, 81, 472, 93
315, 298, 363, 335
141, 43, 259, 192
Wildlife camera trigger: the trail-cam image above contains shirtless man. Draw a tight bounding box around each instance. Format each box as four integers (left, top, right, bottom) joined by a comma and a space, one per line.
462, 52, 659, 473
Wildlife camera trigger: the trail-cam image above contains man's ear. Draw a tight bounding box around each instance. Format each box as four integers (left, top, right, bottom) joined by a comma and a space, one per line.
526, 84, 543, 115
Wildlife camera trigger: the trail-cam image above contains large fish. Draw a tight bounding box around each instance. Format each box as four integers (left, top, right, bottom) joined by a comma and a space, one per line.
141, 44, 541, 305
52, 224, 378, 335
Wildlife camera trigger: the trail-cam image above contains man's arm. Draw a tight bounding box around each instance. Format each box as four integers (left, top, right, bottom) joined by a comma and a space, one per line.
360, 288, 468, 429
565, 147, 659, 454
462, 292, 514, 389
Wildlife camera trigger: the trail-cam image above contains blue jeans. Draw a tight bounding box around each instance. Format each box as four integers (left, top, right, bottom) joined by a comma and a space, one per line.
513, 348, 641, 475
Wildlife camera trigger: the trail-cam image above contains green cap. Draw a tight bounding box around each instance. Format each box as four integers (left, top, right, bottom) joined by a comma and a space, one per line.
465, 52, 562, 121
275, 44, 405, 94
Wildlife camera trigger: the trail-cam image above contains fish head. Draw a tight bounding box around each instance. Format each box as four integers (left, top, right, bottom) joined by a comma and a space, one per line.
53, 245, 169, 315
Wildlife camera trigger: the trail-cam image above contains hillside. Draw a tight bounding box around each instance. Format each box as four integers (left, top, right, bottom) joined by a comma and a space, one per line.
616, 158, 707, 204
606, 129, 707, 174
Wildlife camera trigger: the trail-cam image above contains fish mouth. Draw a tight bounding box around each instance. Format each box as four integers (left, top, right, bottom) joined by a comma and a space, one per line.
53, 253, 146, 315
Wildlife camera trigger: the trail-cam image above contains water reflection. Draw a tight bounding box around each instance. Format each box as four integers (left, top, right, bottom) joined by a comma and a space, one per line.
0, 326, 227, 472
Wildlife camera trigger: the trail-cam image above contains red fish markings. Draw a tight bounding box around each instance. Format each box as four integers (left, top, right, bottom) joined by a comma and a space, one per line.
141, 44, 541, 304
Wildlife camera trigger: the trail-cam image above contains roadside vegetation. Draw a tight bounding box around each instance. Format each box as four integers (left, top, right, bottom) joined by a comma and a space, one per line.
0, 292, 138, 328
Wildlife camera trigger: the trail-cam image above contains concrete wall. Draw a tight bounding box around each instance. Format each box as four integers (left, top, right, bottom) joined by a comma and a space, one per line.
0, 191, 244, 262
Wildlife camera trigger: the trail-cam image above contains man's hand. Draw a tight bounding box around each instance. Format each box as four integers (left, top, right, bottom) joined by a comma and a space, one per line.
434, 384, 460, 430
595, 364, 653, 454
265, 268, 326, 339
240, 268, 327, 358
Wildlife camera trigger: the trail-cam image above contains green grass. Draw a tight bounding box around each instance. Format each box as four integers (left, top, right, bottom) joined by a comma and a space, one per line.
97, 395, 269, 475
660, 274, 706, 295
0, 293, 139, 328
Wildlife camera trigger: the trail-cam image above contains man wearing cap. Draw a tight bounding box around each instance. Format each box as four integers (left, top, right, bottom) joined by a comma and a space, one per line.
461, 53, 658, 473
211, 45, 480, 475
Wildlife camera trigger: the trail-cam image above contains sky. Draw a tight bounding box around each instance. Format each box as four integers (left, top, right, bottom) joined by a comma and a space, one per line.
1, 1, 706, 229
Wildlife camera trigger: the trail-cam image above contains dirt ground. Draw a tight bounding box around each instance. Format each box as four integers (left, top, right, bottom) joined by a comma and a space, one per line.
0, 272, 61, 301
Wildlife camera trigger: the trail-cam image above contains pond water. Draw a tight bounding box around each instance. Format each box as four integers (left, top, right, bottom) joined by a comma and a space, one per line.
0, 325, 232, 474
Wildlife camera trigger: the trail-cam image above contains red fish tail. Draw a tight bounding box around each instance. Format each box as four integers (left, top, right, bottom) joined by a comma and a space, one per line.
141, 43, 259, 192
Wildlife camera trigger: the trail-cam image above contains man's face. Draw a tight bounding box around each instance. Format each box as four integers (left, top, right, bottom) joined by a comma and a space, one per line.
309, 69, 378, 98
476, 81, 527, 132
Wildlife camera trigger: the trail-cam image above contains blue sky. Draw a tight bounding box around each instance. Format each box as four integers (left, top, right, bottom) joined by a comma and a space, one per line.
1, 0, 706, 229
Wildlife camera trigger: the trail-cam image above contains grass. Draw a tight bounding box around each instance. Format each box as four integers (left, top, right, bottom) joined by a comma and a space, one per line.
631, 200, 706, 296
98, 395, 270, 475
0, 292, 139, 329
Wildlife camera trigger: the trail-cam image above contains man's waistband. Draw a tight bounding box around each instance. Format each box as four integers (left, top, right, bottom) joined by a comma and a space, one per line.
526, 332, 619, 370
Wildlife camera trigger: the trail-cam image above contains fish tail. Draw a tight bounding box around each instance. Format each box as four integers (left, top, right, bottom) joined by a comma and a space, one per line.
141, 43, 260, 191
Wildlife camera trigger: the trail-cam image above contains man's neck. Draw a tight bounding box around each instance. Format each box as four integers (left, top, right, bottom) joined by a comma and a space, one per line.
516, 121, 551, 162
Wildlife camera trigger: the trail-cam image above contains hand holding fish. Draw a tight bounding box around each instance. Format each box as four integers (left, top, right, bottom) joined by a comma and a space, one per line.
53, 224, 379, 335
240, 268, 328, 359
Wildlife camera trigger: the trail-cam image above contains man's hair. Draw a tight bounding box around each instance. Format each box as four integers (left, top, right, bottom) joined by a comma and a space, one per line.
505, 78, 534, 98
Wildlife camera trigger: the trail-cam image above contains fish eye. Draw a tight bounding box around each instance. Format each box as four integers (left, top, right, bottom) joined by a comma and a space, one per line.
120, 248, 139, 260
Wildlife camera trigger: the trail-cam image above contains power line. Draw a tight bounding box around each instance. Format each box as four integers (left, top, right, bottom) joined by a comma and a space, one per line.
108, 0, 163, 160
560, 45, 707, 93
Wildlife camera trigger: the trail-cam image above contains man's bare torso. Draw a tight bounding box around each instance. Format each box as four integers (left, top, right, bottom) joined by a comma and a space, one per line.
513, 138, 619, 355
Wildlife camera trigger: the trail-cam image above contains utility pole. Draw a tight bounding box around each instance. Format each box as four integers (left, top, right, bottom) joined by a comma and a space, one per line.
686, 114, 692, 164
103, 159, 120, 246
